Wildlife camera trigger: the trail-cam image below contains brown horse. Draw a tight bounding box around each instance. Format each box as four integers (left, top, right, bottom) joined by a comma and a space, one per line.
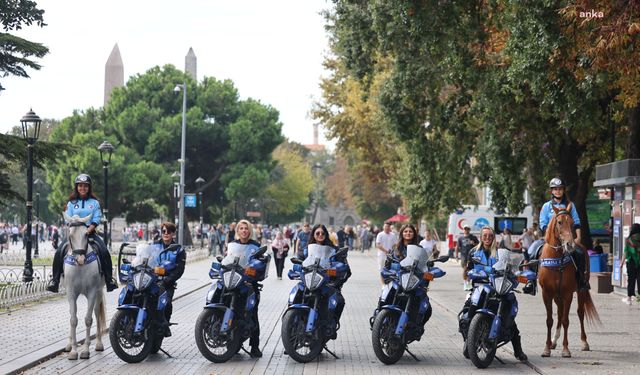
538, 203, 600, 358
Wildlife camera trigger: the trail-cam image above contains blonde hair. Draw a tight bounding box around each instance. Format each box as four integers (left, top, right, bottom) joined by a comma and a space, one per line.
235, 219, 254, 241
474, 225, 497, 259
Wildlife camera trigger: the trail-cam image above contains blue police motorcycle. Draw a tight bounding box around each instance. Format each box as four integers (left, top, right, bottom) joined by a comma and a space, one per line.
195, 242, 270, 363
370, 245, 449, 364
281, 244, 350, 363
458, 248, 537, 368
110, 243, 176, 363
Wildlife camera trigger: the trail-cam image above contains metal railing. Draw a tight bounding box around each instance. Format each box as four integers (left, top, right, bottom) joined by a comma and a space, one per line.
0, 247, 210, 310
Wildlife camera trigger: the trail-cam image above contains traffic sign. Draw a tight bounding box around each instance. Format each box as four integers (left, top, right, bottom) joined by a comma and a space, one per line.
246, 211, 261, 217
184, 194, 197, 208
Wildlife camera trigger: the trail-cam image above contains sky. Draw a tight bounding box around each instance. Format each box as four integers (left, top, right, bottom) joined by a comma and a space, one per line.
0, 0, 334, 146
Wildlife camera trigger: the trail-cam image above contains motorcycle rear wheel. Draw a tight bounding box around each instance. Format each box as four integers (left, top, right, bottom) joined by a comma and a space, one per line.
109, 309, 153, 363
281, 309, 323, 363
195, 308, 241, 363
371, 309, 405, 365
467, 314, 496, 368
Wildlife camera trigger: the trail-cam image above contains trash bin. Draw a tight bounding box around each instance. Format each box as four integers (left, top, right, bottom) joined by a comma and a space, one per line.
589, 253, 607, 273
591, 272, 613, 293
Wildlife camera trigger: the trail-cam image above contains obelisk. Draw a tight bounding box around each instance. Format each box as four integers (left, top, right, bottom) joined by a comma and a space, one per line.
104, 43, 124, 107
313, 123, 319, 145
185, 47, 197, 80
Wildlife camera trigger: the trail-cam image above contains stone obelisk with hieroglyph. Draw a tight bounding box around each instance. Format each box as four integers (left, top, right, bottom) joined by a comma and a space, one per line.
104, 43, 124, 107
185, 47, 197, 80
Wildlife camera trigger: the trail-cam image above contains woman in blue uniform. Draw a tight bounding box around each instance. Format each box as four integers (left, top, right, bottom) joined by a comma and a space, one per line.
46, 174, 118, 293
155, 222, 186, 336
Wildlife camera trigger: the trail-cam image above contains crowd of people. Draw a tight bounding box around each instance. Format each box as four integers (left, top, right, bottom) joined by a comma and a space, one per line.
0, 222, 62, 253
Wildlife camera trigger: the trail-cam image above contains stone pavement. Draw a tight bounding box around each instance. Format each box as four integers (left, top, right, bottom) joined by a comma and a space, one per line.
8, 250, 640, 374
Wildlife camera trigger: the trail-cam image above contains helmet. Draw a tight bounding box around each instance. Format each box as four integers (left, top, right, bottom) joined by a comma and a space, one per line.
549, 177, 564, 188
75, 174, 92, 185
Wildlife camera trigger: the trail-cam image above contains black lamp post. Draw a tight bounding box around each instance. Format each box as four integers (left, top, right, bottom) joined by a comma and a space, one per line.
20, 109, 42, 283
98, 141, 114, 249
34, 178, 43, 258
171, 171, 180, 242
195, 176, 205, 248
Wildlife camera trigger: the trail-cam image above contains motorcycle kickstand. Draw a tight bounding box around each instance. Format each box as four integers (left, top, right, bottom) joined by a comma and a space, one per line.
158, 347, 173, 358
323, 345, 340, 359
494, 355, 505, 364
240, 345, 251, 355
405, 346, 420, 362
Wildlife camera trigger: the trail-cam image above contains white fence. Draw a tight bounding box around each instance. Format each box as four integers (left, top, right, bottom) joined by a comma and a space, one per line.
0, 247, 210, 310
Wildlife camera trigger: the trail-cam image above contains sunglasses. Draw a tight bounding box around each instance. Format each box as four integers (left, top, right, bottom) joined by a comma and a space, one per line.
481, 234, 494, 238
162, 229, 173, 234
314, 231, 325, 236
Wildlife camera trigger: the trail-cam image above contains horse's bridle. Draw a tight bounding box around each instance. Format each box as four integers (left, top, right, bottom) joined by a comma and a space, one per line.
68, 221, 90, 255
551, 209, 574, 255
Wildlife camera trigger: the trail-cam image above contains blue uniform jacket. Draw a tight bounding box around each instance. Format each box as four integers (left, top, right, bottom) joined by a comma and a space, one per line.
539, 198, 580, 232
155, 241, 186, 288
65, 198, 101, 226
468, 246, 497, 273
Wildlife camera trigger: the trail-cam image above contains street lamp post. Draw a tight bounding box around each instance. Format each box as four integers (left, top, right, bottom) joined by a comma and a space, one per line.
196, 177, 205, 248
98, 141, 114, 249
174, 83, 187, 247
20, 109, 42, 283
34, 178, 43, 258
171, 171, 181, 242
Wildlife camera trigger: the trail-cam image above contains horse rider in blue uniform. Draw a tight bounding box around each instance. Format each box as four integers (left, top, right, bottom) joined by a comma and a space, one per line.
523, 177, 589, 294
47, 174, 119, 293
155, 222, 186, 337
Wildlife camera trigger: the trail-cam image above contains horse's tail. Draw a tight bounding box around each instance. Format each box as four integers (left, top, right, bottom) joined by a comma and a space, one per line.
579, 290, 601, 327
96, 291, 107, 335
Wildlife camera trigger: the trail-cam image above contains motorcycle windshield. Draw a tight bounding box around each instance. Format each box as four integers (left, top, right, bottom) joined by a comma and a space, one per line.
400, 245, 429, 271
303, 244, 334, 268
133, 244, 163, 268
222, 242, 255, 268
493, 248, 524, 274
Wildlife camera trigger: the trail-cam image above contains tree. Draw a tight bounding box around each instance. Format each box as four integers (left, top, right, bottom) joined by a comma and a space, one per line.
0, 0, 48, 91
263, 142, 314, 223
46, 65, 284, 224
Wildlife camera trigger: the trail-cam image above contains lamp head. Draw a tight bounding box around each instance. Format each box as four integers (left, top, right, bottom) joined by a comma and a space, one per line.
98, 141, 115, 165
20, 109, 42, 144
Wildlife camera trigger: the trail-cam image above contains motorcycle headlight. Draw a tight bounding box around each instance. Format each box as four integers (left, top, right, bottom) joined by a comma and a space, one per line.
401, 273, 420, 291
132, 271, 153, 291
304, 272, 324, 291
206, 288, 215, 303
493, 276, 513, 295
222, 271, 243, 289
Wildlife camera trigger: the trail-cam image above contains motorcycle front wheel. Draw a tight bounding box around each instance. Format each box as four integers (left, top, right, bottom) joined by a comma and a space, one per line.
109, 309, 153, 363
195, 308, 241, 363
467, 314, 496, 368
371, 309, 405, 364
281, 309, 323, 363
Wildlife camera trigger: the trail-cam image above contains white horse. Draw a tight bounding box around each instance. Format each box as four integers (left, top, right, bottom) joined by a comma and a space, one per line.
62, 212, 107, 360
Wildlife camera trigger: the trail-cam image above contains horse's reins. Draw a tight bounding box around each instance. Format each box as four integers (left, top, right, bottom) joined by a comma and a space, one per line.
550, 210, 576, 301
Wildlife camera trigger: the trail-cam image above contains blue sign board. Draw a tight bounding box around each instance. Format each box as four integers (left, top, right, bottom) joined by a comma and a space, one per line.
184, 194, 197, 208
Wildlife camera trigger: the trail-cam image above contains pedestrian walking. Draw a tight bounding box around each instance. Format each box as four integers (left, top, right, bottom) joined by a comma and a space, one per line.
456, 225, 478, 290
271, 231, 289, 279
295, 222, 311, 259
419, 228, 439, 257
376, 222, 397, 284
621, 223, 640, 305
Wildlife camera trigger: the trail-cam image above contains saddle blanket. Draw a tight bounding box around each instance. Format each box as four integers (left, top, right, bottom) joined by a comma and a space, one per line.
539, 256, 572, 268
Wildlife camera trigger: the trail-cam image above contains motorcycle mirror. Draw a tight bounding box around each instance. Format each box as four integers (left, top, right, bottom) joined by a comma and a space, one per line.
255, 246, 268, 257
335, 247, 348, 258
290, 257, 303, 265
523, 259, 539, 268
437, 255, 450, 263
216, 255, 223, 262
122, 258, 131, 264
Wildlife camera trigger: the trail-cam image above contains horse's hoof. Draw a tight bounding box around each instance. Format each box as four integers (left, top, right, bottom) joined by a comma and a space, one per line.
64, 344, 72, 352
582, 344, 590, 351
550, 342, 557, 350
562, 350, 572, 358
95, 343, 104, 352
541, 350, 551, 357
68, 352, 78, 360
80, 351, 90, 359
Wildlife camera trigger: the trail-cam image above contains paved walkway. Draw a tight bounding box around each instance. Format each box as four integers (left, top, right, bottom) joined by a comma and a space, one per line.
4, 250, 639, 374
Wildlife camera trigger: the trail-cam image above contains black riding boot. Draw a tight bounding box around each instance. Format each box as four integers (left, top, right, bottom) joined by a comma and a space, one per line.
512, 333, 528, 362
91, 234, 118, 292
46, 245, 65, 293
574, 248, 590, 291
523, 279, 537, 295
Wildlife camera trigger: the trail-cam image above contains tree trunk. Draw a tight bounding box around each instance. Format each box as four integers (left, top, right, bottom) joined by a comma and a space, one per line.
625, 104, 640, 158
557, 137, 593, 249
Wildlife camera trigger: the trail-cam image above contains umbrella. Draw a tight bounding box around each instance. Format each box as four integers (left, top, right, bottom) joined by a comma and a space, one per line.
385, 214, 409, 223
